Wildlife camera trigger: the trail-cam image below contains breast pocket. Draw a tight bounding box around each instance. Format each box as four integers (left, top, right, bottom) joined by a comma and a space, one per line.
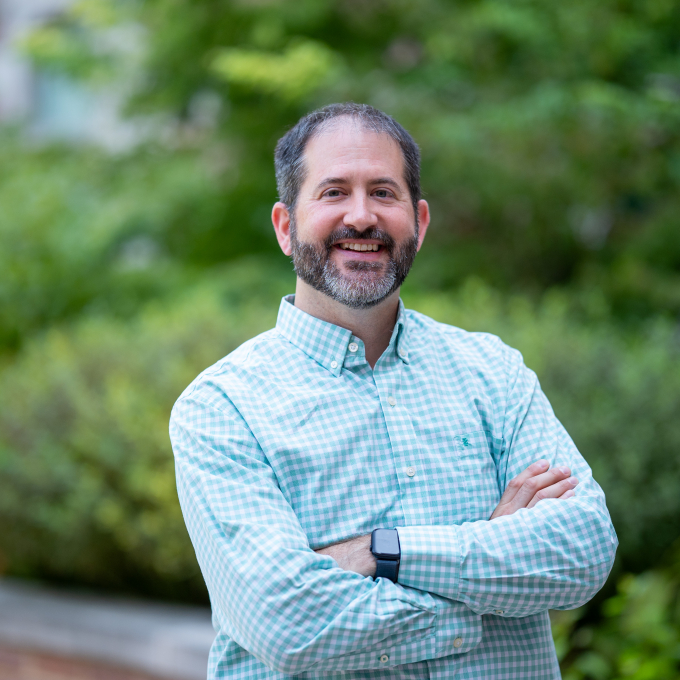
455, 430, 500, 522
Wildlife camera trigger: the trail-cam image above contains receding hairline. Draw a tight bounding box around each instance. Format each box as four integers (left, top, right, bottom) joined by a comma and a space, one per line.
295, 115, 410, 196
274, 102, 422, 217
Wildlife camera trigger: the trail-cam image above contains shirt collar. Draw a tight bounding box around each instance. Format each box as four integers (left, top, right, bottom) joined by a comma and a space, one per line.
276, 295, 410, 375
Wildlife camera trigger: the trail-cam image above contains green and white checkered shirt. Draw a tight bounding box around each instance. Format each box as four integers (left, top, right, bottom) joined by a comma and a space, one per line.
170, 295, 617, 679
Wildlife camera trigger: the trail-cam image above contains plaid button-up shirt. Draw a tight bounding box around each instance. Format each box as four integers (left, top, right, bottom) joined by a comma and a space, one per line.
170, 295, 617, 679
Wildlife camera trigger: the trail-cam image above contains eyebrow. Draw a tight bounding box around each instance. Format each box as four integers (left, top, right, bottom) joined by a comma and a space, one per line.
314, 176, 403, 192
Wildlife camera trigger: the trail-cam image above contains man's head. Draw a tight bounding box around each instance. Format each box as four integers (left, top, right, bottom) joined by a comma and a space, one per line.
275, 103, 422, 216
271, 103, 430, 310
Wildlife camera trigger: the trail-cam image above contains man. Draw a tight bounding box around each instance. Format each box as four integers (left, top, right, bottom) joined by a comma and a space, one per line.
170, 103, 617, 679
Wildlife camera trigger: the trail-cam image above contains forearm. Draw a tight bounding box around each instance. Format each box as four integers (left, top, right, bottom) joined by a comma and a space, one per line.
397, 479, 617, 617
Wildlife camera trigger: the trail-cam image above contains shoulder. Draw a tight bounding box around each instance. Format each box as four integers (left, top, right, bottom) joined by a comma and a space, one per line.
172, 327, 288, 416
404, 307, 522, 373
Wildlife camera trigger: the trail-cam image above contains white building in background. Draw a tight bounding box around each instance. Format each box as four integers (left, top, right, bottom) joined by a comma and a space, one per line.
0, 0, 141, 149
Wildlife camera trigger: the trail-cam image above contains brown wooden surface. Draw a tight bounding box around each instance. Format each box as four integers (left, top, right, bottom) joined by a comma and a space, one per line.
0, 646, 163, 680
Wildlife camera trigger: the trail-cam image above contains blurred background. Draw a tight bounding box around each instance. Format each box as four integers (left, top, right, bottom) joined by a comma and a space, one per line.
1, 0, 680, 678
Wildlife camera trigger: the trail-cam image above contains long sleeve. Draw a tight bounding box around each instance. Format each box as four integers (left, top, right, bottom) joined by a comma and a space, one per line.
396, 342, 618, 618
170, 382, 482, 676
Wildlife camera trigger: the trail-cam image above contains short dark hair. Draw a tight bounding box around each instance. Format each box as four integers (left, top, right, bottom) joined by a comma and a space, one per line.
274, 102, 421, 215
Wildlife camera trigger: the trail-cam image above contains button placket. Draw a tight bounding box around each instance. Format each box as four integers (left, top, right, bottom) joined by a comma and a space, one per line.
374, 353, 432, 524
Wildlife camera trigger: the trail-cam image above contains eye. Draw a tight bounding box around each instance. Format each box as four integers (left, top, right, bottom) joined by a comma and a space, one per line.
373, 189, 393, 198
323, 189, 344, 198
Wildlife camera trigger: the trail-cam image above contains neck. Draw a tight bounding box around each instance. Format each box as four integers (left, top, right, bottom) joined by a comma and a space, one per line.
294, 279, 400, 368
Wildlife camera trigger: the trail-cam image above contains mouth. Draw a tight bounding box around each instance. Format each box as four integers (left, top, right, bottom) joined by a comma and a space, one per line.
338, 242, 381, 252
333, 239, 388, 262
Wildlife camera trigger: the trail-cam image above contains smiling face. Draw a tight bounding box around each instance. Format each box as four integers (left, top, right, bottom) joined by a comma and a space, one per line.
272, 117, 430, 310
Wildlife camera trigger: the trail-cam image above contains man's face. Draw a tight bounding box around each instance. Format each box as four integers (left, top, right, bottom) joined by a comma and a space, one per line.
282, 119, 428, 309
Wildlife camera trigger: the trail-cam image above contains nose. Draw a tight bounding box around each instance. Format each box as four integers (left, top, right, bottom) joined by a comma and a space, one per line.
343, 192, 377, 231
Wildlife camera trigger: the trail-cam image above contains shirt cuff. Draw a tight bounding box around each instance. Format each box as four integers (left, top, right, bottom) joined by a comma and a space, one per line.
397, 525, 463, 599
432, 594, 483, 657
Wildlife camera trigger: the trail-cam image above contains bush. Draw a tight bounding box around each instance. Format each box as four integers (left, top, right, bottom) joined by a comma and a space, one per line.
0, 133, 225, 351
0, 259, 292, 600
0, 268, 678, 599
551, 545, 680, 679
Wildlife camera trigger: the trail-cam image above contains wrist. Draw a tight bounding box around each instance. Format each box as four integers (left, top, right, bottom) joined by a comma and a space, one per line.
370, 528, 401, 583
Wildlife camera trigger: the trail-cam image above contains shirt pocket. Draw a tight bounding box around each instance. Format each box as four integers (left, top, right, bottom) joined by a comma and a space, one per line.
455, 430, 501, 522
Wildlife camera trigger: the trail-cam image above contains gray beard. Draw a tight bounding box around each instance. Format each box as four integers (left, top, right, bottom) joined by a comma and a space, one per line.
289, 221, 419, 309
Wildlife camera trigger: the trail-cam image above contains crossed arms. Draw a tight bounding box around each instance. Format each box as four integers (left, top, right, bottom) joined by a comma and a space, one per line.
170, 354, 618, 675
317, 460, 581, 577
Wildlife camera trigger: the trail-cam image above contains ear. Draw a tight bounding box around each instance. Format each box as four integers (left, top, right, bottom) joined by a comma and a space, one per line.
416, 199, 430, 252
272, 202, 293, 256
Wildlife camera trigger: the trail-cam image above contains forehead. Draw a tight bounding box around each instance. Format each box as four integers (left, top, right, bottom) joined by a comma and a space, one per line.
302, 118, 405, 185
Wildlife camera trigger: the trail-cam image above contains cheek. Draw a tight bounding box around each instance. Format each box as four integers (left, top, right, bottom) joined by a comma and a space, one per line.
385, 209, 418, 237
299, 206, 341, 236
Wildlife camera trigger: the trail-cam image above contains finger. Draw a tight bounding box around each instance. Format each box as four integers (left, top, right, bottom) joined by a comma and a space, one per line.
526, 477, 579, 509
559, 489, 576, 499
497, 459, 550, 506
509, 465, 572, 511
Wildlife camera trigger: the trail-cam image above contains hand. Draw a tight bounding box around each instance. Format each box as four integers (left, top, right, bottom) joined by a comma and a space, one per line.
315, 534, 376, 577
490, 459, 578, 520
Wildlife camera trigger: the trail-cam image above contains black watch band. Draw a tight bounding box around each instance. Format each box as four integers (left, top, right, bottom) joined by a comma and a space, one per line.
375, 557, 399, 583
371, 528, 400, 583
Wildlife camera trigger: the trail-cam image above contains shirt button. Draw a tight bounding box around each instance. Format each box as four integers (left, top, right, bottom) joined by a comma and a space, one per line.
453, 637, 463, 648
348, 342, 358, 353
330, 361, 338, 369
399, 348, 407, 358
494, 609, 504, 615
387, 396, 396, 407
379, 654, 389, 663
406, 466, 416, 477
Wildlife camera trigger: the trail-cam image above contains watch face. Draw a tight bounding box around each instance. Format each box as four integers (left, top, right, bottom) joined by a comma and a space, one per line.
372, 529, 400, 558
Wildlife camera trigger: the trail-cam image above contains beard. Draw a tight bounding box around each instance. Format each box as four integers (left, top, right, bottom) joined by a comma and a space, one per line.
289, 220, 419, 310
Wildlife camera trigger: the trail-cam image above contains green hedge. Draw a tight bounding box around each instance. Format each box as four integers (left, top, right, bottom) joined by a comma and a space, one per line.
1, 267, 679, 600
552, 547, 680, 679
0, 261, 291, 600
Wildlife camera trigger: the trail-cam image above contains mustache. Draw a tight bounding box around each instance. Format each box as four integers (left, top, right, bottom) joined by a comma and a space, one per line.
324, 227, 396, 252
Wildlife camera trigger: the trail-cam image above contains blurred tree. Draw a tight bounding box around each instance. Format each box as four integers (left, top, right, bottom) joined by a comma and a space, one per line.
552, 543, 680, 679
8, 0, 680, 337
0, 135, 220, 349
2, 0, 680, 621
129, 0, 680, 316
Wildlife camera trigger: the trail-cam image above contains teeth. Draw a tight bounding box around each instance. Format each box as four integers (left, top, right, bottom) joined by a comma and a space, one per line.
339, 243, 380, 251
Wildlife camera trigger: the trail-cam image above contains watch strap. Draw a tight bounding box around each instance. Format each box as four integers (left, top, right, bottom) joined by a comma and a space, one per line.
375, 557, 399, 583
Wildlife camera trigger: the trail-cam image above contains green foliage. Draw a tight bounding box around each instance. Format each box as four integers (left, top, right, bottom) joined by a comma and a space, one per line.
0, 260, 293, 599
552, 553, 680, 679
212, 39, 342, 102
1, 269, 679, 599
11, 0, 680, 320
0, 133, 230, 350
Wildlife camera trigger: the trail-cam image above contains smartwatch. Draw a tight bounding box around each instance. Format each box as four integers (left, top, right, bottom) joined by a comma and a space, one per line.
371, 528, 400, 583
